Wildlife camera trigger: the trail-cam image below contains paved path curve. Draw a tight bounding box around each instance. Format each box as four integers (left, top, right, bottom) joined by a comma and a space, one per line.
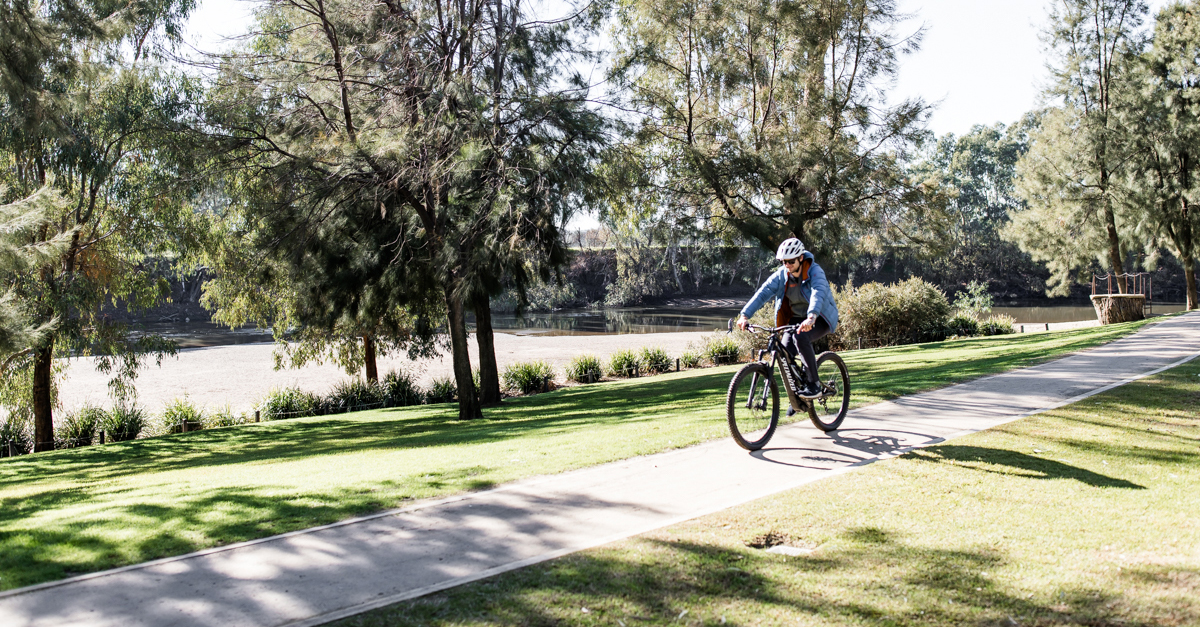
4, 313, 1199, 627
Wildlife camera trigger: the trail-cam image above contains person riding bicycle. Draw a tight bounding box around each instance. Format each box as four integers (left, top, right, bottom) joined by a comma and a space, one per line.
736, 237, 839, 399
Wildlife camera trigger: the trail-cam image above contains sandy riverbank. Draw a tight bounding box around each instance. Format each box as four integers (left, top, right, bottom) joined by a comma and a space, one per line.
58, 331, 716, 415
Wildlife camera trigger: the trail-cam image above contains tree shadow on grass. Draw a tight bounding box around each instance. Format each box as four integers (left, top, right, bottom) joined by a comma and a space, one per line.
906, 445, 1146, 489
329, 524, 1197, 627
0, 370, 735, 489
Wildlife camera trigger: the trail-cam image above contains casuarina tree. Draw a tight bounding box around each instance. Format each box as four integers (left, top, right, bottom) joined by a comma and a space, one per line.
201, 0, 606, 418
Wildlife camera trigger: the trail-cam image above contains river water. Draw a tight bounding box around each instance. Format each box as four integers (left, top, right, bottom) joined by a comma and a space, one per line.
141, 301, 1188, 348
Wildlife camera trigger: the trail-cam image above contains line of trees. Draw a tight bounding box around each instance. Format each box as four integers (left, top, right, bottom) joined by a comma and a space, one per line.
3, 0, 1199, 445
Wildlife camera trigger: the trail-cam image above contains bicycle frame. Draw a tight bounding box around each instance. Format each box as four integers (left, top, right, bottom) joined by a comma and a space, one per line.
739, 323, 807, 415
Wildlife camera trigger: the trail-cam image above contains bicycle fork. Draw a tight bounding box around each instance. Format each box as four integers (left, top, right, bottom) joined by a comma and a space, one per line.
770, 352, 806, 414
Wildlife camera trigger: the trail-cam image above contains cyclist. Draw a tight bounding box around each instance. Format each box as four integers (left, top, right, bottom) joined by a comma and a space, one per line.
736, 237, 839, 399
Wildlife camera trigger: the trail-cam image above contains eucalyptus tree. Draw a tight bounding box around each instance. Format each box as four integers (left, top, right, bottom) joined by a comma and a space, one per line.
1117, 1, 1200, 309
203, 0, 606, 418
1007, 0, 1148, 295
608, 0, 940, 264
0, 0, 198, 451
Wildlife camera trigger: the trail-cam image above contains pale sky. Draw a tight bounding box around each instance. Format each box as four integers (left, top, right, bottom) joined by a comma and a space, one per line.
184, 0, 1173, 137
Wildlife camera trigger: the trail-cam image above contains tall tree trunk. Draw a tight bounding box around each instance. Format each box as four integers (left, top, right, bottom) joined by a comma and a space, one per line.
473, 292, 501, 405
363, 335, 378, 382
32, 337, 54, 452
1182, 252, 1197, 311
1102, 192, 1127, 294
445, 285, 483, 420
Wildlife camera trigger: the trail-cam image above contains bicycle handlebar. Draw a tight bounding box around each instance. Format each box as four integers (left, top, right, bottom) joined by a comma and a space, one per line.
727, 318, 800, 335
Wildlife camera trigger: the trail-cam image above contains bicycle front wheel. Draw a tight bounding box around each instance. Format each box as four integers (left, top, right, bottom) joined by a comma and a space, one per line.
808, 351, 850, 432
726, 362, 779, 450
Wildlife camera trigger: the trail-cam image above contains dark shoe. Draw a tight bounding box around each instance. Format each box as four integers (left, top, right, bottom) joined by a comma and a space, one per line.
797, 382, 822, 398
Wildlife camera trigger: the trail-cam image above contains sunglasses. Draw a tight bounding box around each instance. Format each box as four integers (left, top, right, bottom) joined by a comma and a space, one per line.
782, 258, 801, 266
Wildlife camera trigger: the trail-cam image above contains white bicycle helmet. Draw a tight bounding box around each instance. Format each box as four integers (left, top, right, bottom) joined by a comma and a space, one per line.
775, 237, 806, 261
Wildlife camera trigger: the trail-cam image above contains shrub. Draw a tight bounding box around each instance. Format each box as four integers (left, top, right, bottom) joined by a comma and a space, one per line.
382, 369, 425, 406
565, 354, 604, 383
639, 346, 673, 374
832, 278, 952, 348
258, 387, 319, 420
607, 349, 641, 377
55, 405, 103, 448
944, 313, 981, 338
425, 376, 458, 404
502, 360, 556, 394
160, 397, 206, 434
702, 333, 741, 365
102, 404, 147, 442
980, 313, 1016, 336
324, 378, 387, 414
953, 280, 994, 319
205, 405, 245, 428
679, 350, 702, 369
1, 412, 33, 455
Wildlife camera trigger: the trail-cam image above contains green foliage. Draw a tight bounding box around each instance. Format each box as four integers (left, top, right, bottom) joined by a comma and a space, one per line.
159, 397, 206, 435
980, 314, 1017, 336
608, 0, 939, 263
607, 349, 641, 377
833, 279, 953, 348
258, 387, 319, 421
679, 351, 702, 369
54, 406, 103, 448
382, 370, 425, 407
565, 355, 604, 383
700, 334, 741, 366
425, 377, 458, 405
205, 405, 246, 429
952, 281, 994, 318
101, 404, 147, 442
324, 379, 387, 414
502, 361, 556, 395
945, 314, 982, 338
0, 412, 32, 454
638, 346, 673, 374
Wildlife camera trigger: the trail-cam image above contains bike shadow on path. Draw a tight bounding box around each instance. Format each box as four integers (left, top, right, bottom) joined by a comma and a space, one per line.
747, 428, 945, 470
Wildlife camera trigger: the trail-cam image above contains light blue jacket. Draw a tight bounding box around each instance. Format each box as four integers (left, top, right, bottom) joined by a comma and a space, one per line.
740, 251, 839, 332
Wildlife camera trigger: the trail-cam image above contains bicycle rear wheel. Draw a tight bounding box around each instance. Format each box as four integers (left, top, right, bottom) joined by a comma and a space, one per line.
726, 362, 779, 450
808, 352, 850, 432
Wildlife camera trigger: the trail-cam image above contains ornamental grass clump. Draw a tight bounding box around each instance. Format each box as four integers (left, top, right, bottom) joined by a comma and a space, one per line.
639, 346, 673, 374
702, 333, 741, 365
0, 413, 32, 455
980, 314, 1016, 336
159, 397, 206, 434
54, 405, 103, 448
382, 369, 425, 407
102, 404, 146, 442
324, 378, 387, 414
944, 313, 981, 338
425, 376, 458, 404
607, 349, 641, 377
502, 361, 556, 394
679, 350, 702, 369
258, 387, 319, 420
205, 405, 245, 429
833, 278, 951, 348
565, 354, 604, 383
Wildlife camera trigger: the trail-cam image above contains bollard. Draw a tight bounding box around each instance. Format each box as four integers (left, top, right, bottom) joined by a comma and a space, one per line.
1045, 323, 1050, 331
1020, 325, 1024, 333
675, 358, 680, 372
255, 410, 260, 423
857, 337, 862, 350
634, 364, 640, 378
8, 441, 15, 457
100, 429, 106, 445
180, 418, 187, 434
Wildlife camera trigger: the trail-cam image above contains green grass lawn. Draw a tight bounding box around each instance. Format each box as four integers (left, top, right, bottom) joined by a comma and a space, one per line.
0, 318, 1165, 591
333, 345, 1200, 627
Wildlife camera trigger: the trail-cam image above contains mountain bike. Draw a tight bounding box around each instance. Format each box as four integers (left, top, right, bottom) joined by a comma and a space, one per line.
724, 320, 851, 450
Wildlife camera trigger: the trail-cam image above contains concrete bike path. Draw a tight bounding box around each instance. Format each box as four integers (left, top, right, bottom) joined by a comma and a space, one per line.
4, 312, 1199, 627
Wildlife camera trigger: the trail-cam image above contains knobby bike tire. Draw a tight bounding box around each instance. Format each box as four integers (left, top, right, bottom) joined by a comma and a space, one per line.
726, 362, 779, 450
808, 351, 850, 431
